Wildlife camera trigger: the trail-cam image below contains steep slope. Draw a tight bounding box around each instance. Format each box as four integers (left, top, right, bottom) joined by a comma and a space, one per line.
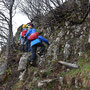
0, 1, 90, 90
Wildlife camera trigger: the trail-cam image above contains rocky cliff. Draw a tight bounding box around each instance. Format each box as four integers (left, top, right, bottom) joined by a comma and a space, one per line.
0, 1, 90, 90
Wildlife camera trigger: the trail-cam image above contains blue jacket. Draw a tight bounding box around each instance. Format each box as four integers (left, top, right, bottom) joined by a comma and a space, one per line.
25, 28, 36, 39
30, 36, 49, 53
31, 38, 41, 47
38, 36, 49, 46
25, 28, 49, 47
30, 36, 49, 47
31, 36, 49, 47
25, 28, 41, 47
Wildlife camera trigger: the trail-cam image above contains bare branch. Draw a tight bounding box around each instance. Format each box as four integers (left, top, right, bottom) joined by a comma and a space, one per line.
0, 33, 8, 40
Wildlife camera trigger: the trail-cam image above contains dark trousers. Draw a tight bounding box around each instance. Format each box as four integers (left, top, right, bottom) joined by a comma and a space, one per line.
21, 38, 25, 52
21, 44, 24, 52
30, 43, 45, 62
25, 39, 30, 52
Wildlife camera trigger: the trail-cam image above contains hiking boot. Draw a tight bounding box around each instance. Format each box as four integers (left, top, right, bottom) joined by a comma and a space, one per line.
29, 61, 37, 67
29, 61, 33, 65
37, 51, 40, 54
37, 51, 42, 56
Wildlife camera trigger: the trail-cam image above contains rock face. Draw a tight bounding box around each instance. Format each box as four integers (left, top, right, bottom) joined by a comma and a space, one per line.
63, 43, 71, 60
18, 53, 30, 71
88, 34, 90, 43
0, 57, 7, 83
18, 53, 30, 81
0, 62, 6, 76
1, 1, 89, 89
40, 22, 89, 66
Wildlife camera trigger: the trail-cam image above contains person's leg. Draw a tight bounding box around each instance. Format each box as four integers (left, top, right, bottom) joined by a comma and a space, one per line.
21, 44, 24, 52
30, 44, 37, 66
25, 39, 29, 52
37, 43, 45, 55
28, 40, 31, 52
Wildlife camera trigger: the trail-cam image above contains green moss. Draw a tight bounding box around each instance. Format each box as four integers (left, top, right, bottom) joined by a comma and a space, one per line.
30, 67, 39, 72
11, 81, 24, 90
47, 82, 54, 90
58, 50, 90, 78
6, 68, 12, 76
57, 51, 90, 89
0, 53, 5, 62
50, 60, 58, 64
46, 55, 53, 60
0, 58, 3, 61
45, 68, 53, 75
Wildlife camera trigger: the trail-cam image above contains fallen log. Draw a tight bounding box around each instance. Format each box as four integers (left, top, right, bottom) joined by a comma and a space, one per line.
58, 61, 79, 69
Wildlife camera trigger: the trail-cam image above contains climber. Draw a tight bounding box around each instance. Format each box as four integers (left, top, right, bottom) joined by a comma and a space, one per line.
24, 23, 37, 52
20, 24, 28, 52
25, 24, 49, 66
29, 35, 49, 66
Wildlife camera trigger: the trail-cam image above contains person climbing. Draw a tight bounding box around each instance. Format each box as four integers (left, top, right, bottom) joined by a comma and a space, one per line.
37, 36, 49, 55
24, 23, 37, 52
29, 35, 49, 67
20, 24, 28, 52
25, 24, 49, 66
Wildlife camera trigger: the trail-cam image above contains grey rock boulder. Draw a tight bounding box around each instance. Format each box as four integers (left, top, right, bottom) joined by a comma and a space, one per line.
18, 53, 30, 71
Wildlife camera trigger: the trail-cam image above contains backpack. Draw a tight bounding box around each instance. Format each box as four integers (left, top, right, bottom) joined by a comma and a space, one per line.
22, 30, 27, 37
28, 32, 39, 40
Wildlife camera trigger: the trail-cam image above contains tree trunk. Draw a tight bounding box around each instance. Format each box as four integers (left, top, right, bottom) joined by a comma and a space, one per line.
8, 6, 14, 55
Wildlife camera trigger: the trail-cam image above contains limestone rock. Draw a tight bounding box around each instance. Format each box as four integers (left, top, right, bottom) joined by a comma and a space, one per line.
18, 53, 30, 71
0, 59, 7, 83
88, 35, 90, 43
63, 42, 71, 60
19, 69, 26, 81
38, 79, 52, 88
